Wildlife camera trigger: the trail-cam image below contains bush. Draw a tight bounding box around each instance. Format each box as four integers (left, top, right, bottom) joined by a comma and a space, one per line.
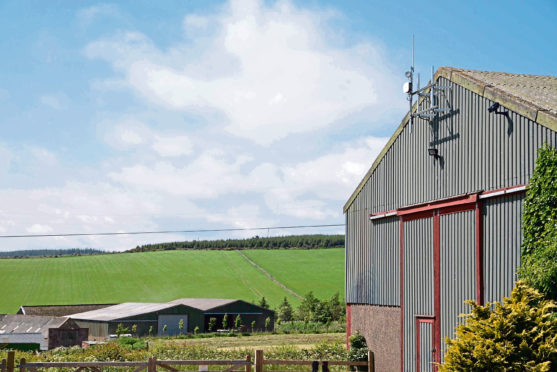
439, 281, 557, 371
519, 144, 557, 301
347, 331, 368, 371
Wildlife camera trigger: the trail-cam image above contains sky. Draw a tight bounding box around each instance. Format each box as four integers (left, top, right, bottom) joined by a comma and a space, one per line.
0, 0, 555, 252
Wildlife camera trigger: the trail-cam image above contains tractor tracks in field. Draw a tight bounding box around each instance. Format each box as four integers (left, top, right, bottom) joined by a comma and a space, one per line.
235, 250, 304, 299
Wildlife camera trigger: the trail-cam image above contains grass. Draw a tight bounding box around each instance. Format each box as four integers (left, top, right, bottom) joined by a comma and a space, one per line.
154, 333, 345, 350
242, 249, 345, 299
0, 249, 344, 313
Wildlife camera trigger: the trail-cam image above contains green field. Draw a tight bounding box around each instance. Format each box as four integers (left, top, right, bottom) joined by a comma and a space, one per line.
0, 248, 344, 313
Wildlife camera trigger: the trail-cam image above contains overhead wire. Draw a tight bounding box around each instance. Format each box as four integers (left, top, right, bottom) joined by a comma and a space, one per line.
0, 223, 345, 239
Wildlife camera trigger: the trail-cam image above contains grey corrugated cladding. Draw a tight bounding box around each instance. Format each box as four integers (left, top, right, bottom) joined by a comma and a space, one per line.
402, 218, 433, 372
439, 211, 476, 360
345, 72, 557, 305
483, 193, 525, 304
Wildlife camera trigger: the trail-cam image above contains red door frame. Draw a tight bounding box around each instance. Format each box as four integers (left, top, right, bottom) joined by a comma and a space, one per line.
399, 193, 480, 372
415, 316, 435, 372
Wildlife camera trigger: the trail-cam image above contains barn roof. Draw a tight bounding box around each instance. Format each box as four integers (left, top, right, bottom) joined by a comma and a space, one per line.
0, 315, 72, 336
17, 304, 116, 317
168, 298, 237, 311
69, 302, 181, 321
68, 298, 261, 321
343, 67, 557, 213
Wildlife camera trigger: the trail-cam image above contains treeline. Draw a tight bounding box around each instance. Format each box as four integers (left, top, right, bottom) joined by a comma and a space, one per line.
259, 292, 346, 324
0, 248, 105, 259
128, 234, 344, 252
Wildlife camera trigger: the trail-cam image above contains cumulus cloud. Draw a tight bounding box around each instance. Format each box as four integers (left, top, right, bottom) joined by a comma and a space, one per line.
102, 119, 194, 157
85, 0, 401, 145
26, 224, 53, 233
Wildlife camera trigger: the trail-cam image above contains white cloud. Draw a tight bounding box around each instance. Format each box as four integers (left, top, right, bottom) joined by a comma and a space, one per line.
85, 0, 402, 145
40, 92, 69, 110
152, 135, 193, 157
26, 224, 53, 234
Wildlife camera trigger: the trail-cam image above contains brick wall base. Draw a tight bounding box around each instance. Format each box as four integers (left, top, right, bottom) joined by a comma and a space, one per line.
350, 304, 401, 372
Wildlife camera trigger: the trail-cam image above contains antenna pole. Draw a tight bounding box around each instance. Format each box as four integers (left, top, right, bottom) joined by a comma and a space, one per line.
409, 35, 415, 133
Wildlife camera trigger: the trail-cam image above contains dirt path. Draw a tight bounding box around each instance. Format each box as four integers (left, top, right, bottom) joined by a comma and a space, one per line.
235, 250, 304, 299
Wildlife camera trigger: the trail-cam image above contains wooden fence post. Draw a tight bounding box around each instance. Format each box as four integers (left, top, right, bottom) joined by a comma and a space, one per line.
245, 354, 252, 372
1, 359, 6, 372
321, 361, 329, 372
148, 357, 157, 372
367, 351, 374, 372
311, 361, 319, 372
254, 350, 263, 372
18, 358, 25, 372
6, 352, 14, 372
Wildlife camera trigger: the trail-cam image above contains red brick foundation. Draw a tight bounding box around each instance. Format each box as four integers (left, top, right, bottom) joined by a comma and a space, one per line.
349, 304, 401, 372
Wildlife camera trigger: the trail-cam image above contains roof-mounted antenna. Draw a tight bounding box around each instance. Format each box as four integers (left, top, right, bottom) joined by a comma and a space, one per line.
403, 36, 415, 133
403, 36, 452, 127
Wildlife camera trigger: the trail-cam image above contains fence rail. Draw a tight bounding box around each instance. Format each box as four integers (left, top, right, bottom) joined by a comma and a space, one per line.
1, 350, 374, 372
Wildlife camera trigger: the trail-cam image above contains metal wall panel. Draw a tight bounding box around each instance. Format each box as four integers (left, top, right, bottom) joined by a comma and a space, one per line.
483, 193, 525, 304
418, 323, 434, 372
345, 75, 555, 305
403, 218, 433, 372
371, 217, 400, 305
440, 211, 476, 360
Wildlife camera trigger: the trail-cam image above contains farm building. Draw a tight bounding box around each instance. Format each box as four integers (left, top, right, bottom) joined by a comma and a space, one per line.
0, 315, 88, 350
69, 298, 274, 340
17, 304, 115, 316
344, 68, 556, 371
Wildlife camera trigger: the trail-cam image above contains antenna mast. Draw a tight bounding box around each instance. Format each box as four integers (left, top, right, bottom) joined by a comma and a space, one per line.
402, 36, 451, 131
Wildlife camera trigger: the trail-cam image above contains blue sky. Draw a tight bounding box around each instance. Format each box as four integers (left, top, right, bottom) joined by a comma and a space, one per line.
0, 0, 555, 251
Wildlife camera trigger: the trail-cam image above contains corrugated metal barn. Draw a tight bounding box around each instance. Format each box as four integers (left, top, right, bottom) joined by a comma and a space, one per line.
70, 298, 274, 340
344, 68, 556, 372
0, 315, 88, 350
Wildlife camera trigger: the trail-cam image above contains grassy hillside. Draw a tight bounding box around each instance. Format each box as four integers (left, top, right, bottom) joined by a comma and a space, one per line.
0, 248, 344, 314
243, 249, 344, 300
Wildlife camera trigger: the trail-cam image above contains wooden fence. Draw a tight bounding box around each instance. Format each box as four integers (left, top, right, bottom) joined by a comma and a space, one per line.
1, 351, 374, 372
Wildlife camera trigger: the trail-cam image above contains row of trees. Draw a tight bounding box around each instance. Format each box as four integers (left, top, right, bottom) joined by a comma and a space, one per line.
0, 248, 104, 258
128, 234, 344, 252
259, 292, 345, 324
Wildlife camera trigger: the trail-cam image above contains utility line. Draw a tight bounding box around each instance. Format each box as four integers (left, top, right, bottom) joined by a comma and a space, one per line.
0, 223, 345, 239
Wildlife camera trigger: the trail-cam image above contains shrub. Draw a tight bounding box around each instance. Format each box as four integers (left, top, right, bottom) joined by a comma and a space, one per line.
348, 331, 368, 371
439, 281, 557, 371
519, 144, 557, 301
223, 314, 229, 329
208, 317, 217, 332
234, 314, 242, 329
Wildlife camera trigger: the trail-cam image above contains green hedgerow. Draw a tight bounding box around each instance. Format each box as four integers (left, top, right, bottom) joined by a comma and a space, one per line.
439, 281, 557, 371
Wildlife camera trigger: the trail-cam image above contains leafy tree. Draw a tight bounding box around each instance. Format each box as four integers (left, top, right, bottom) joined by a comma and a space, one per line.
162, 324, 167, 334
116, 323, 129, 337
278, 297, 293, 322
251, 320, 256, 333
265, 317, 271, 331
223, 313, 229, 329
131, 324, 137, 336
178, 319, 184, 335
259, 297, 269, 309
519, 144, 557, 300
194, 326, 199, 335
439, 281, 557, 371
148, 325, 153, 336
297, 291, 320, 321
208, 317, 217, 332
235, 314, 242, 329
